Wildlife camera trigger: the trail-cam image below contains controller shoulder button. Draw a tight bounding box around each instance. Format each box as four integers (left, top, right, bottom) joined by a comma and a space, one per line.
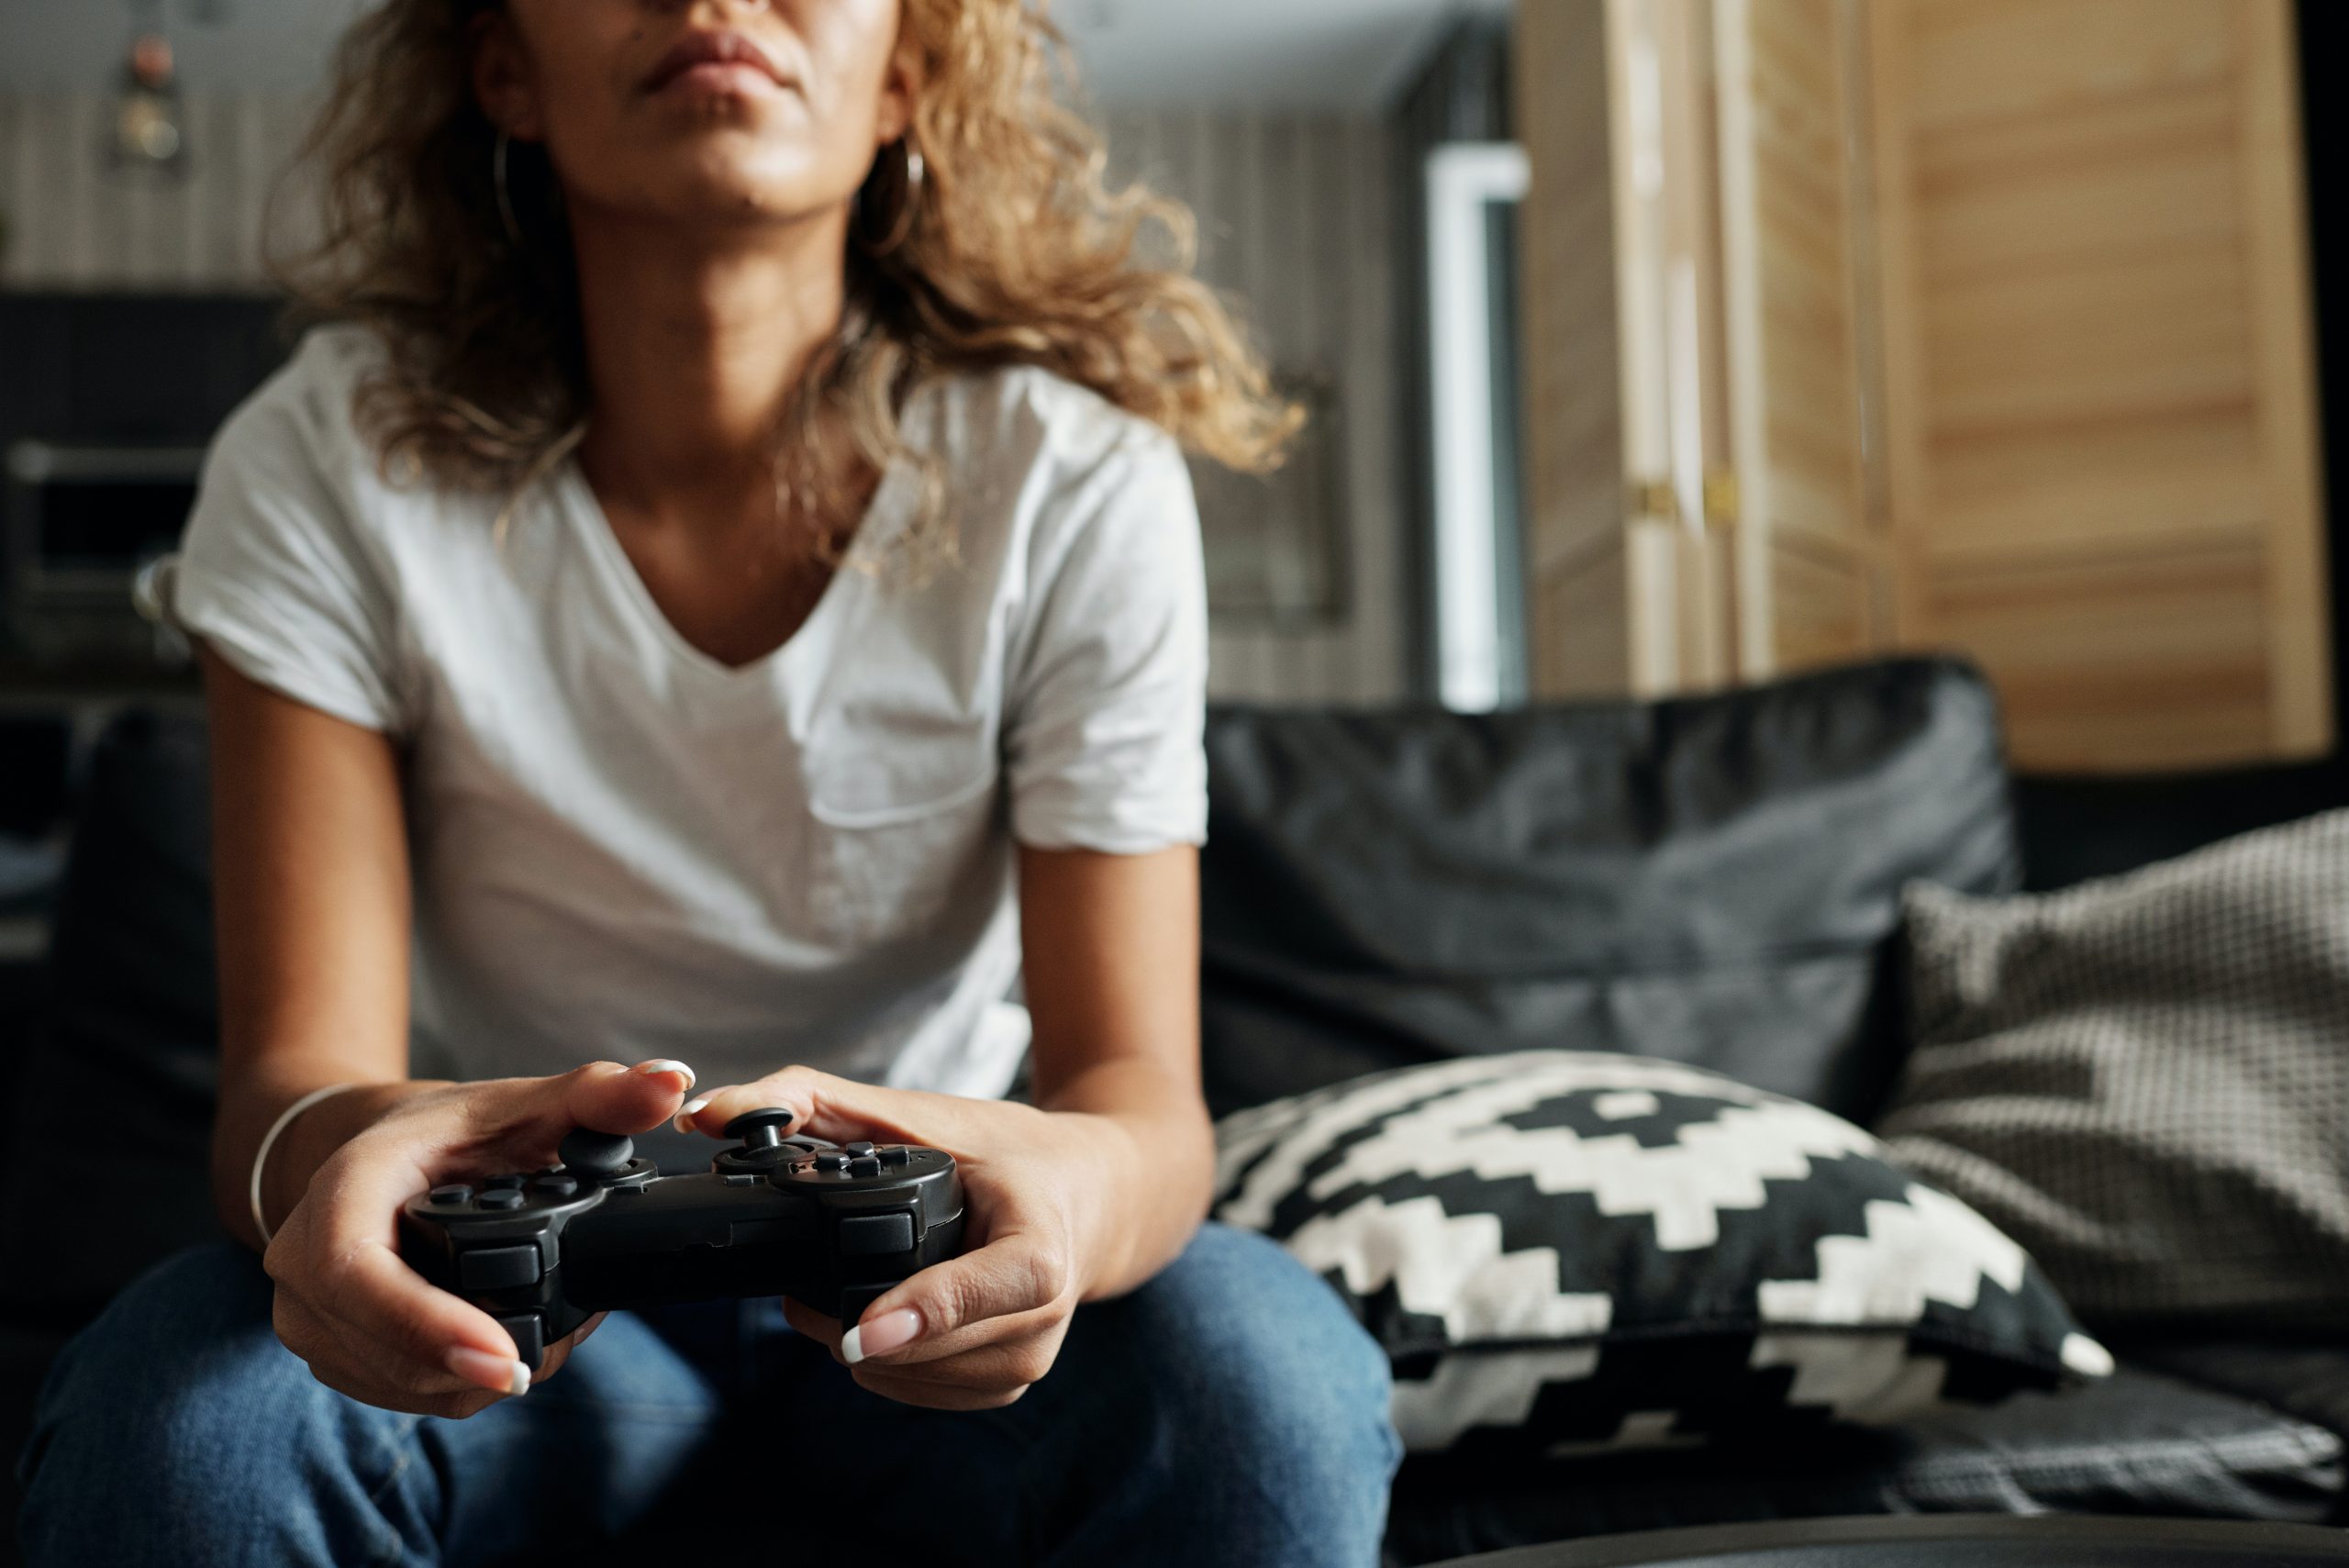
458, 1244, 543, 1291
838, 1212, 916, 1257
495, 1311, 546, 1370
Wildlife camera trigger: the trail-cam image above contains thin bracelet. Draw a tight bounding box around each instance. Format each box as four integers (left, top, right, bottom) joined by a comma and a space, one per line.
250, 1083, 362, 1247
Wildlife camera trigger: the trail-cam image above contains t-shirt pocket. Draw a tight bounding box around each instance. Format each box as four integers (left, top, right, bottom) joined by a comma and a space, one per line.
803, 722, 1004, 948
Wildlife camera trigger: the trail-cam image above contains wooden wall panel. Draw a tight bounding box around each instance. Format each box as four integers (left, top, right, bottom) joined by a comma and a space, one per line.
1922, 543, 2273, 768
1534, 535, 1633, 699
1517, 0, 1632, 699
1716, 0, 1894, 680
1771, 546, 1876, 674
1872, 0, 2331, 769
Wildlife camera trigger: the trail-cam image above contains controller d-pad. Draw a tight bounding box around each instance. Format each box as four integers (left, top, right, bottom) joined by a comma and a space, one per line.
429, 1184, 473, 1207
844, 1141, 876, 1158
813, 1152, 850, 1173
848, 1155, 882, 1178
838, 1212, 915, 1257
484, 1175, 527, 1191
458, 1244, 542, 1291
530, 1175, 578, 1199
477, 1189, 526, 1211
879, 1147, 912, 1166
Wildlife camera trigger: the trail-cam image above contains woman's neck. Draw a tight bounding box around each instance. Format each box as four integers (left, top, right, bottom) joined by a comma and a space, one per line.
568, 205, 852, 519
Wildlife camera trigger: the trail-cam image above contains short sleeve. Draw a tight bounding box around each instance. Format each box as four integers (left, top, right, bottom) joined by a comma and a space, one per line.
1005, 428, 1209, 853
170, 360, 410, 734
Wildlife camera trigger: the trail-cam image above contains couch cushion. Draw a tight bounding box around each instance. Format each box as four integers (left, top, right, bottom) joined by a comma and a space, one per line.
1880, 812, 2349, 1330
1199, 658, 2020, 1121
0, 709, 219, 1325
1385, 1359, 2346, 1561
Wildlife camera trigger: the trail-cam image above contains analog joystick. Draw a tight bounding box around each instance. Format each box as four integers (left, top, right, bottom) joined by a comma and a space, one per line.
725, 1107, 798, 1152
557, 1127, 636, 1180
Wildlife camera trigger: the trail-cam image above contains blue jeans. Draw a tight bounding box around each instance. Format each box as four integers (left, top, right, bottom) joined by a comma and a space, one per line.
18, 1223, 1397, 1567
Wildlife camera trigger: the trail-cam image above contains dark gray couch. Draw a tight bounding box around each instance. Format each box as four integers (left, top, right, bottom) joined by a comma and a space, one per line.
4, 657, 2345, 1564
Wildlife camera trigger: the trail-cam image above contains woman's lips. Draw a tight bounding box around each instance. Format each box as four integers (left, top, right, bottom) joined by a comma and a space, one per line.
642, 30, 793, 96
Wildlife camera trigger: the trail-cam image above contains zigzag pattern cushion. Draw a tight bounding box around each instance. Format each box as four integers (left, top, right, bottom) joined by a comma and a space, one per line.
1212, 1051, 2112, 1456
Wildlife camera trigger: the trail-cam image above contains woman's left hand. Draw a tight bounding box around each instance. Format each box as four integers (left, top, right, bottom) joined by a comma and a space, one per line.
679, 1069, 1141, 1411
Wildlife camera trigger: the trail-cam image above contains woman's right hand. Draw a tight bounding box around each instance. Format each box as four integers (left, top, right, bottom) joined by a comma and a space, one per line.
260, 1059, 695, 1418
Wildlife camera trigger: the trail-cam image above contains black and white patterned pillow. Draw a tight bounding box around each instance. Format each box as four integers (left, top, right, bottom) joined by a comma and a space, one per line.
1212, 1051, 2111, 1457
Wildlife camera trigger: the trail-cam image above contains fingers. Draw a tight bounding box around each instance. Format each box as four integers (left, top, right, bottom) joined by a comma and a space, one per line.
455, 1059, 696, 1166
278, 1137, 528, 1364
678, 1064, 1015, 1151
774, 1231, 1077, 1412
843, 1231, 1073, 1367
844, 1366, 1037, 1412
781, 1296, 1068, 1412
272, 1269, 507, 1418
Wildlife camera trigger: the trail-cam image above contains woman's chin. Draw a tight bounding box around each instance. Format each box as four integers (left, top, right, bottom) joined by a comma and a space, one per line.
592, 172, 832, 233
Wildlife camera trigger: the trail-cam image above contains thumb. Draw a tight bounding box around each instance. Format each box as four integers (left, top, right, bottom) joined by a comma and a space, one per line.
680, 1066, 985, 1152
459, 1058, 697, 1163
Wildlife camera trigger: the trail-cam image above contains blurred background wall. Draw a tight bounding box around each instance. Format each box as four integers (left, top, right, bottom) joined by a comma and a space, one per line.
0, 0, 2341, 768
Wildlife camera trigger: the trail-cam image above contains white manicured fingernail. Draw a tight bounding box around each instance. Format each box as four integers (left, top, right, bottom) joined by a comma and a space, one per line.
635, 1059, 696, 1090
447, 1346, 531, 1397
842, 1307, 921, 1365
672, 1097, 710, 1133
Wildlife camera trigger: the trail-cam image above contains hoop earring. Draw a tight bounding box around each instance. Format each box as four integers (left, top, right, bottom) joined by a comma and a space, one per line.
494, 129, 523, 249
857, 139, 925, 257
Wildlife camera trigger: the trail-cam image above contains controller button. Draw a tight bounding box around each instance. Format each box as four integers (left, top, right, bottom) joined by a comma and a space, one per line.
814, 1152, 851, 1173
838, 1212, 916, 1257
878, 1147, 912, 1166
429, 1184, 473, 1207
458, 1244, 542, 1291
529, 1175, 579, 1199
847, 1155, 883, 1178
484, 1174, 527, 1191
476, 1189, 527, 1211
495, 1312, 546, 1371
844, 1140, 876, 1158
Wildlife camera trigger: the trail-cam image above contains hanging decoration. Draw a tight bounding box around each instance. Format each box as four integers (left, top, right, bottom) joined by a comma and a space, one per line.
110, 1, 192, 177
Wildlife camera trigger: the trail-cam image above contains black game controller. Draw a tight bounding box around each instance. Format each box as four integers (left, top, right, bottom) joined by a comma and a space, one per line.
398, 1108, 963, 1369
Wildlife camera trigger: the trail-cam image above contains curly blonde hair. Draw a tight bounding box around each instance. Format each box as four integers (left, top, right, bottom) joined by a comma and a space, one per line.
276, 0, 1297, 562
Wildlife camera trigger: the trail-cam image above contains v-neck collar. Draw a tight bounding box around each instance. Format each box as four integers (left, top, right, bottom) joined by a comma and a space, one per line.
557, 444, 920, 689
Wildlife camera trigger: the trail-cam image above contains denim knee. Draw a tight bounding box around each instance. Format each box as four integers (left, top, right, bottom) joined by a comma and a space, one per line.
1119, 1224, 1401, 1524
17, 1243, 429, 1567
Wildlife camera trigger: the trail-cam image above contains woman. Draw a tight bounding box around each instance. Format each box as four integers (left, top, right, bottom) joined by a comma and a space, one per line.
17, 2, 1398, 1562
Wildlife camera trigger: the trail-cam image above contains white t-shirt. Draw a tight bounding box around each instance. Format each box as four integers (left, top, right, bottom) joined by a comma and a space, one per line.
173, 325, 1208, 1101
